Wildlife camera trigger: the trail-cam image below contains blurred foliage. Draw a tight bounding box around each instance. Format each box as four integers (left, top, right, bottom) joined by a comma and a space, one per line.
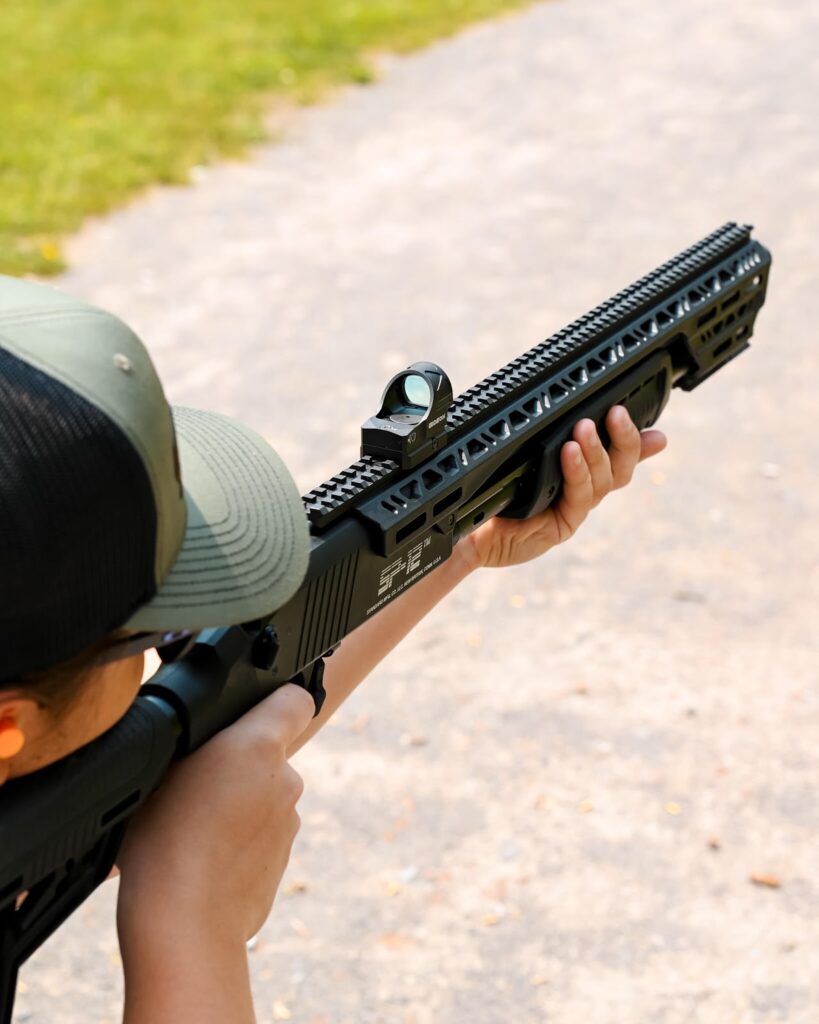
0, 0, 533, 275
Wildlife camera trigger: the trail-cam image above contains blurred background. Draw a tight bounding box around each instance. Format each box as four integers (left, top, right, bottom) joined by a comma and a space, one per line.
4, 1, 817, 1022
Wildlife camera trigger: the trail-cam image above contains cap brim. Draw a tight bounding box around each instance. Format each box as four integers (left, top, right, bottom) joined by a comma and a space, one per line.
125, 407, 309, 631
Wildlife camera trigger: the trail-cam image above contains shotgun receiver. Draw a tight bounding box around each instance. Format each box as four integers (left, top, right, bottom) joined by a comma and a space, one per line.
0, 222, 771, 1022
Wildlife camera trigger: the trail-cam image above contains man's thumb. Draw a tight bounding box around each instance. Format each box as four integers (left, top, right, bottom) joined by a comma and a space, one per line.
247, 682, 315, 750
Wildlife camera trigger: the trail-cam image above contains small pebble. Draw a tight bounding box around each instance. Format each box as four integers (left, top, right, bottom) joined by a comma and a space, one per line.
290, 917, 311, 938
399, 732, 428, 747
750, 872, 781, 889
501, 839, 520, 861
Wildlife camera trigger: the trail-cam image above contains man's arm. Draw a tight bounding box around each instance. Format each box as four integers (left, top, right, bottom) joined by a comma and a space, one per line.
289, 407, 665, 755
117, 684, 313, 1024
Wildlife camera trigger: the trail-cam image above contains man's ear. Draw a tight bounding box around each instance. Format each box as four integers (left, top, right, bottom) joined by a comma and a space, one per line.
0, 692, 47, 783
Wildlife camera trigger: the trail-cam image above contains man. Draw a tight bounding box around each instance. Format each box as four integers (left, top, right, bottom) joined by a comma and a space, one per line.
0, 274, 666, 1022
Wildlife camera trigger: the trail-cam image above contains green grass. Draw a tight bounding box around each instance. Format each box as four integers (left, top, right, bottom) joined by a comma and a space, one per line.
0, 0, 533, 276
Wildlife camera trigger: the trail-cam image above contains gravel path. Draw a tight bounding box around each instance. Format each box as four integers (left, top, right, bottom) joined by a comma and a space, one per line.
14, 1, 818, 1021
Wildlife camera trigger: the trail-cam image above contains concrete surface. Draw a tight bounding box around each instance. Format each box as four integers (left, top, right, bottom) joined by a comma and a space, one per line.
13, 0, 818, 1021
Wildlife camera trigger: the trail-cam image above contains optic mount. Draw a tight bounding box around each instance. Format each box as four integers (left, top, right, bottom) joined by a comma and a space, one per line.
361, 361, 453, 469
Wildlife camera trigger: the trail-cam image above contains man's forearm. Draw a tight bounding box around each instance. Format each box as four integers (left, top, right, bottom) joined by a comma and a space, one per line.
119, 905, 255, 1024
288, 540, 477, 755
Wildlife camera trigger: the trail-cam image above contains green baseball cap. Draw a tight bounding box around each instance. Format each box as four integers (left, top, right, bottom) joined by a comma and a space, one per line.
0, 274, 309, 680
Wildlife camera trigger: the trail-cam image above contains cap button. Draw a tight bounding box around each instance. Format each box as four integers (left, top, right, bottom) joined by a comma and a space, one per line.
113, 353, 133, 373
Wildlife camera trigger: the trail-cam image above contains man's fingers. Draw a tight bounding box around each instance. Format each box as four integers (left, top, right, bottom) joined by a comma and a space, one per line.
564, 411, 667, 505
638, 429, 667, 461
606, 406, 643, 487
243, 683, 316, 754
560, 440, 592, 499
556, 440, 594, 539
573, 418, 614, 505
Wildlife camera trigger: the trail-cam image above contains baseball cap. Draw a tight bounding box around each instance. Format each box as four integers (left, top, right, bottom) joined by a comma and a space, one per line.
0, 275, 310, 683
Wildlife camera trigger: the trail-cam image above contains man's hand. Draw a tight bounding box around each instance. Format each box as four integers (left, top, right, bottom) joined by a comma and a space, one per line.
292, 408, 666, 758
116, 683, 315, 1024
465, 406, 667, 570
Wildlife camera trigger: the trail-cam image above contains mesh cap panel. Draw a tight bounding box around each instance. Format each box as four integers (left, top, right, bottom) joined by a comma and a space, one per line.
0, 347, 157, 681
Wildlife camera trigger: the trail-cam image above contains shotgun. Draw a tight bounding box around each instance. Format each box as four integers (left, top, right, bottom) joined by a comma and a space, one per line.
0, 222, 771, 1022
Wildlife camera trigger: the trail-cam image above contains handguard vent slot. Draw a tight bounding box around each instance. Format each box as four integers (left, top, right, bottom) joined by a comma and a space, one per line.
433, 488, 462, 518
396, 513, 427, 544
400, 481, 421, 500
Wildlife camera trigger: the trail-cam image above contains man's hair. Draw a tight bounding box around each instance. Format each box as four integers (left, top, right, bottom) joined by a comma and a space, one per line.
8, 634, 125, 718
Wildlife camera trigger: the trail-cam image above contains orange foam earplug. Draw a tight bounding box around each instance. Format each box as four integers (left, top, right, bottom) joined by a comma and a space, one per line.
0, 718, 25, 759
